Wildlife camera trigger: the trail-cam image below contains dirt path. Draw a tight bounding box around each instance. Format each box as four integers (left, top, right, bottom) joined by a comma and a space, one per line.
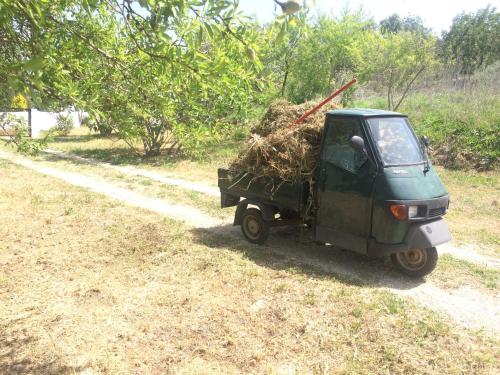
44, 148, 220, 196
439, 243, 500, 269
43, 148, 500, 270
1, 150, 499, 334
0, 151, 220, 228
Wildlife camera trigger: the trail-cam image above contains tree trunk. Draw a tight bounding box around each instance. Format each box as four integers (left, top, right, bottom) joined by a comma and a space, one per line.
281, 60, 289, 97
387, 87, 393, 111
393, 65, 426, 111
142, 119, 168, 157
27, 108, 32, 138
387, 70, 394, 110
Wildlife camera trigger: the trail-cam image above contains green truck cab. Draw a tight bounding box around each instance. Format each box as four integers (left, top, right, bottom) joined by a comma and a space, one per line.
218, 109, 451, 277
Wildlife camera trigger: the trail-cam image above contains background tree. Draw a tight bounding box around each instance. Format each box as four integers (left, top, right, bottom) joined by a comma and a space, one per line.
441, 6, 500, 75
365, 31, 437, 111
283, 13, 373, 104
261, 12, 309, 98
380, 14, 430, 35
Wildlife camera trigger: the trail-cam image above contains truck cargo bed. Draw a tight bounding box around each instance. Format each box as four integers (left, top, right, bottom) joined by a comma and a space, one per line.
218, 168, 308, 213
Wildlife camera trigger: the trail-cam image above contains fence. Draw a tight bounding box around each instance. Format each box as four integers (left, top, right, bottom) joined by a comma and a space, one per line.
0, 109, 82, 138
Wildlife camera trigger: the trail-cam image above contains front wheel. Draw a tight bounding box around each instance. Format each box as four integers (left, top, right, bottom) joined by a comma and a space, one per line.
391, 247, 438, 278
241, 208, 270, 245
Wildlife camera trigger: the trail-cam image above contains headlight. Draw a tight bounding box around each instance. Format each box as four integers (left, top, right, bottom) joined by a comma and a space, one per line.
408, 205, 419, 218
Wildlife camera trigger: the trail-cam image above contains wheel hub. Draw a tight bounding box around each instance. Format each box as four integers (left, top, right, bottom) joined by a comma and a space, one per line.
396, 249, 427, 270
244, 216, 261, 240
247, 218, 260, 235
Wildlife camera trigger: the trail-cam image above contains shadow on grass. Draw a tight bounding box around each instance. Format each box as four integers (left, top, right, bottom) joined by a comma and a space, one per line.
51, 134, 98, 143
48, 147, 186, 167
48, 135, 242, 167
189, 224, 426, 291
0, 324, 83, 375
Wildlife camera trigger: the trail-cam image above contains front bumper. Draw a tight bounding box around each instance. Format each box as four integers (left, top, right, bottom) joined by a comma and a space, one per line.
367, 218, 452, 257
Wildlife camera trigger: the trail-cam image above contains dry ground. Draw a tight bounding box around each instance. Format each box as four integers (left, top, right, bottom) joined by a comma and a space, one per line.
1, 159, 499, 374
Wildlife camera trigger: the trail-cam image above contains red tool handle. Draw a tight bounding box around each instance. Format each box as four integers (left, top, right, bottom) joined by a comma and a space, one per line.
289, 78, 357, 128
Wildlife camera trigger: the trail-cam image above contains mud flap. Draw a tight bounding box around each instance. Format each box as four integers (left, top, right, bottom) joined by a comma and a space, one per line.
405, 218, 451, 250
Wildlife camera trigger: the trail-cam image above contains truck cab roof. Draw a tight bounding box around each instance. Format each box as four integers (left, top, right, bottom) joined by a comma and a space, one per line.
327, 108, 405, 117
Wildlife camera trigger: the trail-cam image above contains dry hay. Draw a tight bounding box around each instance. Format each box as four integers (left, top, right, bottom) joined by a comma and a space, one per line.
231, 99, 338, 182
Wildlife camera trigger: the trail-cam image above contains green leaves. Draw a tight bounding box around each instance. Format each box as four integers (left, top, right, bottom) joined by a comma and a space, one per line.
364, 30, 437, 110
23, 57, 45, 71
441, 6, 499, 75
280, 14, 370, 104
1, 0, 265, 156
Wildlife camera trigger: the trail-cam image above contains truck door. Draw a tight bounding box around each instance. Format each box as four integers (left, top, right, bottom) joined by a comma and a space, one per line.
315, 116, 376, 254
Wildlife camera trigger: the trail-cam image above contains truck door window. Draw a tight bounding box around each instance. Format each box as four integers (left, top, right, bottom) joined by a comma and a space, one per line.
323, 118, 367, 173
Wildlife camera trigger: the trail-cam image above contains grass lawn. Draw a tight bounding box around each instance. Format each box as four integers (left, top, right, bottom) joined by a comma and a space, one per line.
1, 159, 499, 374
438, 168, 500, 254
43, 128, 500, 256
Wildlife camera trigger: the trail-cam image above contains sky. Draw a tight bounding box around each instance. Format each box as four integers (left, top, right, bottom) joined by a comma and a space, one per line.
238, 0, 500, 34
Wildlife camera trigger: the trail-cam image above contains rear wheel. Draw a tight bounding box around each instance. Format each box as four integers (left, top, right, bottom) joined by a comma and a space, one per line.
241, 208, 269, 245
391, 247, 438, 278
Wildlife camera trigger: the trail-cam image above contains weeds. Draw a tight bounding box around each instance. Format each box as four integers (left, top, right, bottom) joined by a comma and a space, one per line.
64, 207, 74, 215
303, 291, 317, 305
383, 294, 405, 315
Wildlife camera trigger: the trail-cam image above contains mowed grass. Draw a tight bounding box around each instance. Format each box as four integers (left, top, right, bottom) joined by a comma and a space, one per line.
1, 160, 499, 374
43, 130, 500, 256
432, 254, 499, 290
437, 167, 500, 256
32, 153, 231, 220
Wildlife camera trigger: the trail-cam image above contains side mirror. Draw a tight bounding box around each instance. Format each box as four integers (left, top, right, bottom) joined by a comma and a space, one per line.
420, 136, 429, 148
350, 135, 366, 153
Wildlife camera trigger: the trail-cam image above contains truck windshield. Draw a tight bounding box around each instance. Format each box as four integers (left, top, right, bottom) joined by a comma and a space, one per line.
367, 117, 423, 166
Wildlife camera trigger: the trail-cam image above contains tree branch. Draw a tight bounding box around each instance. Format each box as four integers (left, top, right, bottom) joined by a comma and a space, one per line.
393, 65, 426, 111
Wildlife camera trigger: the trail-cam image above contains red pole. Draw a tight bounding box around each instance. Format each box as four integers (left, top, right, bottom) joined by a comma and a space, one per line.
289, 78, 357, 128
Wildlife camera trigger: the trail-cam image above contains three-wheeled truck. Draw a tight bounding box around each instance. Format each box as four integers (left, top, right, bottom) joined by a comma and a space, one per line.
218, 109, 451, 277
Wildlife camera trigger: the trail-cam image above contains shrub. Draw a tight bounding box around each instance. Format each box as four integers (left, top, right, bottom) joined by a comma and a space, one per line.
0, 113, 25, 136
81, 116, 113, 136
0, 113, 52, 155
81, 116, 91, 128
55, 114, 74, 136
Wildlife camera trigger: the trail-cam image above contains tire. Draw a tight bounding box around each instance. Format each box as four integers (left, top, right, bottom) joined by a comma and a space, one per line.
391, 247, 438, 278
241, 208, 270, 245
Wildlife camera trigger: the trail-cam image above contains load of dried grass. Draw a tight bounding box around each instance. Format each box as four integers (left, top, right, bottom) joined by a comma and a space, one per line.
230, 99, 338, 182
